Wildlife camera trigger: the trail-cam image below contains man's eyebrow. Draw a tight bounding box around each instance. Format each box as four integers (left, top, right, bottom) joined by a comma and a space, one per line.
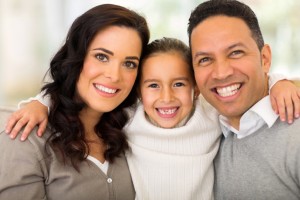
194, 51, 210, 60
227, 42, 247, 50
193, 42, 248, 59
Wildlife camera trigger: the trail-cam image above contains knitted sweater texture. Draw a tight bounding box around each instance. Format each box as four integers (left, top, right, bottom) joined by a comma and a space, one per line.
124, 96, 221, 200
214, 118, 300, 200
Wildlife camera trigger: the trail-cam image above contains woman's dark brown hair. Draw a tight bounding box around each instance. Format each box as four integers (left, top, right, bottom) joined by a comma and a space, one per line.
42, 4, 150, 170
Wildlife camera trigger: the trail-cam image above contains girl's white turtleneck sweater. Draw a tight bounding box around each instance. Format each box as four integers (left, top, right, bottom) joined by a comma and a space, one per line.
124, 95, 221, 200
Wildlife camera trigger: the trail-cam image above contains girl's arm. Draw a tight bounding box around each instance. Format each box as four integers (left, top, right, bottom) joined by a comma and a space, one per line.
5, 74, 300, 141
269, 73, 300, 124
5, 93, 49, 141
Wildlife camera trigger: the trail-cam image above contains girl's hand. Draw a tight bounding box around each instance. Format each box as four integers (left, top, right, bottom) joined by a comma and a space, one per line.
270, 80, 300, 124
5, 100, 48, 141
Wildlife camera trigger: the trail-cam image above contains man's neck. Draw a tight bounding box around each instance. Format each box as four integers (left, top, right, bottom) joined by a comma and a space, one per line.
228, 117, 241, 130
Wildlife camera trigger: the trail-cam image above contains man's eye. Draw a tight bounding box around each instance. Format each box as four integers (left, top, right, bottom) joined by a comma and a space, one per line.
199, 57, 211, 64
196, 57, 212, 67
95, 54, 108, 62
124, 61, 138, 69
230, 50, 244, 57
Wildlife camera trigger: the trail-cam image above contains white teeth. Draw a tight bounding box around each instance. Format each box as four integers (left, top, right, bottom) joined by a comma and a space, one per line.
216, 84, 240, 97
158, 108, 177, 115
95, 85, 117, 94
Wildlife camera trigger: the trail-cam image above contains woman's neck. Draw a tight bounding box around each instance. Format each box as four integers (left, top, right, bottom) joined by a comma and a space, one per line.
79, 107, 106, 163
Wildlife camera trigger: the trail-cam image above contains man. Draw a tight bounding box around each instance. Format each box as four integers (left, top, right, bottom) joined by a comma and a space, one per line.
188, 0, 300, 199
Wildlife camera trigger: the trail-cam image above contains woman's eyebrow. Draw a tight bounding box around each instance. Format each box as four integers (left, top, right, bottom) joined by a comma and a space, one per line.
126, 56, 140, 61
92, 47, 114, 55
92, 48, 139, 61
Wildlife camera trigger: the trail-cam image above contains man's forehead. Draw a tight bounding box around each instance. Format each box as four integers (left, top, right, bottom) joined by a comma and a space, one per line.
193, 15, 249, 33
191, 16, 254, 50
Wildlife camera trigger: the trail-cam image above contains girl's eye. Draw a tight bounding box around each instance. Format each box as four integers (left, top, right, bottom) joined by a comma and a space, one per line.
174, 82, 185, 87
148, 83, 159, 88
95, 54, 108, 62
124, 61, 138, 69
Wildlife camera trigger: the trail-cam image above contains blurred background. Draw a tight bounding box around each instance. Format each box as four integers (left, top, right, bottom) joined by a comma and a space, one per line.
1, 0, 299, 107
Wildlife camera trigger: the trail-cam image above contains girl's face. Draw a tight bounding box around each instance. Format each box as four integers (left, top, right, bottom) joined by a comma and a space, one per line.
77, 26, 142, 118
140, 52, 198, 128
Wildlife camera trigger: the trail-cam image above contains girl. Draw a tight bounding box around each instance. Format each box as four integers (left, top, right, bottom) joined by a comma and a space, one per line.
125, 37, 219, 199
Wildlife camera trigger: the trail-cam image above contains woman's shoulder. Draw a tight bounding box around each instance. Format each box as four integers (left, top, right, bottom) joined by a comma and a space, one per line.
0, 127, 51, 159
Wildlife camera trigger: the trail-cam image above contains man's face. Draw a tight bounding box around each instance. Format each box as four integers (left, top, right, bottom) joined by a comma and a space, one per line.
191, 16, 271, 129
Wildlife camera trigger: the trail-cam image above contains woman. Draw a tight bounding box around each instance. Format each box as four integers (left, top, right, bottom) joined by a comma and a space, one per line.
0, 4, 149, 200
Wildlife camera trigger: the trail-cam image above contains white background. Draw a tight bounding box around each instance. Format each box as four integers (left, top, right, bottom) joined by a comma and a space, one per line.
0, 0, 299, 107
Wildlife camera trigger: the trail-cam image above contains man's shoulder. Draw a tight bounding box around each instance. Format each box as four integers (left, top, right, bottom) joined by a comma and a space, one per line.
270, 118, 300, 142
273, 117, 300, 130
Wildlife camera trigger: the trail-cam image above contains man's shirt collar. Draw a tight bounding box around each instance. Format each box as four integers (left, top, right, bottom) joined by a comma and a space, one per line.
220, 96, 279, 139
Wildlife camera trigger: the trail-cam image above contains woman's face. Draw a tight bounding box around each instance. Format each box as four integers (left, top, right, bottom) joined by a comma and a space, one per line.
77, 26, 142, 116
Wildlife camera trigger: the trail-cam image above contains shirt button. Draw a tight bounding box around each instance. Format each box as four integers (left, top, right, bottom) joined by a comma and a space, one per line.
107, 178, 112, 183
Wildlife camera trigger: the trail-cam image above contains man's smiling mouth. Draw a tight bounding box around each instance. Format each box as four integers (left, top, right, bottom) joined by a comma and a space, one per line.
215, 83, 241, 97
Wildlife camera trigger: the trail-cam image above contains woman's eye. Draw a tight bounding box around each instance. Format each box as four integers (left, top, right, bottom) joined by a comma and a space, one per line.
95, 54, 108, 62
124, 61, 138, 69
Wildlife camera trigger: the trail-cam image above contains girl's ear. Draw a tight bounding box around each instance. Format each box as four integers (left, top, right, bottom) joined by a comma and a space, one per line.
194, 86, 200, 100
136, 88, 142, 102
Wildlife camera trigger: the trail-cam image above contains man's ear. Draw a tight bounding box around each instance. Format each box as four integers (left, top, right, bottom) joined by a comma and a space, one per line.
261, 44, 272, 74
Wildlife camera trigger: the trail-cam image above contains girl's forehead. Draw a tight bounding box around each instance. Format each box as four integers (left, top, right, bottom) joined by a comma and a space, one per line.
141, 55, 192, 77
143, 51, 187, 65
142, 51, 192, 74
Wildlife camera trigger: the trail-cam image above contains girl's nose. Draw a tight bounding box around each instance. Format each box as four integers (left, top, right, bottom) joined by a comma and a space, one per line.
160, 87, 174, 103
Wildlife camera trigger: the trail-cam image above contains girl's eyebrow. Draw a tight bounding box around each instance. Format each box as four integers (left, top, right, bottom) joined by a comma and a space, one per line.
143, 79, 159, 84
173, 77, 189, 82
143, 77, 189, 84
92, 48, 140, 61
